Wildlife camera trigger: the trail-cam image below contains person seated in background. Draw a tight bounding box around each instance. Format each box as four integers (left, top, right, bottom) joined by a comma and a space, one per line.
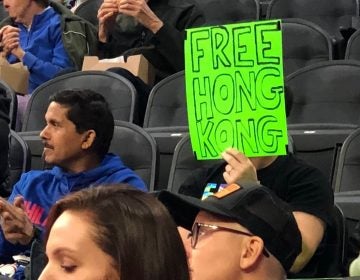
0, 0, 97, 128
158, 183, 302, 280
97, 0, 204, 81
178, 88, 335, 278
0, 88, 10, 196
97, 0, 204, 122
0, 89, 146, 271
38, 184, 189, 280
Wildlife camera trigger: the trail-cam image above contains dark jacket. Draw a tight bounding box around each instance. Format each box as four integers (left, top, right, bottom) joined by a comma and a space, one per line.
51, 0, 98, 69
99, 0, 204, 81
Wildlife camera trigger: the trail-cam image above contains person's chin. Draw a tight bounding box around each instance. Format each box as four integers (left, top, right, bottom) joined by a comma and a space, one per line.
9, 15, 19, 22
43, 149, 55, 163
43, 148, 50, 157
43, 156, 54, 165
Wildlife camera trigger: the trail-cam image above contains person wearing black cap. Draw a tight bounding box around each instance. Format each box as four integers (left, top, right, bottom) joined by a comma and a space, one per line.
178, 88, 334, 278
158, 183, 302, 280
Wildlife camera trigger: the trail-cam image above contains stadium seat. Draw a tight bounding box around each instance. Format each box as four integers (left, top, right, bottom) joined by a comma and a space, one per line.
281, 18, 333, 76
345, 28, 360, 60
22, 71, 138, 131
288, 123, 356, 187
143, 71, 189, 189
195, 0, 260, 25
266, 0, 359, 58
334, 128, 360, 192
0, 80, 17, 130
286, 60, 360, 125
8, 130, 31, 195
111, 120, 158, 191
73, 0, 102, 26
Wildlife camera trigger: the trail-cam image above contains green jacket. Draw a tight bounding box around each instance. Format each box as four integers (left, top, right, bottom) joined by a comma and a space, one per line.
0, 1, 98, 70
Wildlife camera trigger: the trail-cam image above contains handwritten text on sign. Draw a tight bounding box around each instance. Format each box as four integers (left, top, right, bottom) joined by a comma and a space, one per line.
185, 20, 288, 159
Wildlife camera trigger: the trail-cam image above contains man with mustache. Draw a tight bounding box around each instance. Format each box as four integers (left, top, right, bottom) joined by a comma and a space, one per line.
0, 89, 146, 272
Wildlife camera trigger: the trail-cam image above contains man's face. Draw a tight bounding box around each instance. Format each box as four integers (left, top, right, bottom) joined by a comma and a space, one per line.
2, 0, 31, 23
187, 211, 249, 280
40, 102, 89, 172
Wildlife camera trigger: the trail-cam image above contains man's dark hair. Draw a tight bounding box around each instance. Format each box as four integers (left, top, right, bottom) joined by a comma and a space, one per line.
49, 89, 114, 159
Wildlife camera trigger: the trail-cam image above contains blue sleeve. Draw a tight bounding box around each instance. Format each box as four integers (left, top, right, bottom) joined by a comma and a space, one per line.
21, 21, 74, 86
0, 175, 32, 263
126, 175, 147, 192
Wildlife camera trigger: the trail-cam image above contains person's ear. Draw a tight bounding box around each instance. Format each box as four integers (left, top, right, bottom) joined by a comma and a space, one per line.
81, 130, 96, 150
239, 236, 264, 270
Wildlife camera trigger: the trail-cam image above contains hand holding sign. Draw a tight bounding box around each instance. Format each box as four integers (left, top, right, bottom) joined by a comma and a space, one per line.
222, 148, 258, 186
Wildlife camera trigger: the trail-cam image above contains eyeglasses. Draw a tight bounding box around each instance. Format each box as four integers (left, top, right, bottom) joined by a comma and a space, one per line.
189, 222, 269, 257
188, 222, 252, 249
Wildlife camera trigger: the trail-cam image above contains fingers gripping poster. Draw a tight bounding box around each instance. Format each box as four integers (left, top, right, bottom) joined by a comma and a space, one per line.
184, 20, 288, 160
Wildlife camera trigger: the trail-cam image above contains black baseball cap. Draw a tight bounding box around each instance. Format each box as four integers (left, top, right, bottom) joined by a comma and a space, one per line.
157, 183, 302, 272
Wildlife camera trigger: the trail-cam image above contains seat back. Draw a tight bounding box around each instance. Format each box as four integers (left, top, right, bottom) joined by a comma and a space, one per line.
74, 0, 103, 26
145, 127, 188, 190
335, 191, 360, 270
17, 131, 44, 171
345, 28, 360, 60
281, 18, 333, 76
334, 128, 360, 192
0, 80, 17, 130
286, 60, 360, 125
8, 130, 31, 194
110, 121, 158, 191
315, 204, 348, 277
143, 71, 187, 128
22, 71, 137, 131
143, 71, 189, 189
266, 0, 359, 41
196, 0, 260, 25
167, 134, 222, 193
288, 123, 356, 187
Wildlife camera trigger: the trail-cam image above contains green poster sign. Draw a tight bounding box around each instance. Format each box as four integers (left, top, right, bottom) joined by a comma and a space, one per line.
185, 20, 288, 160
